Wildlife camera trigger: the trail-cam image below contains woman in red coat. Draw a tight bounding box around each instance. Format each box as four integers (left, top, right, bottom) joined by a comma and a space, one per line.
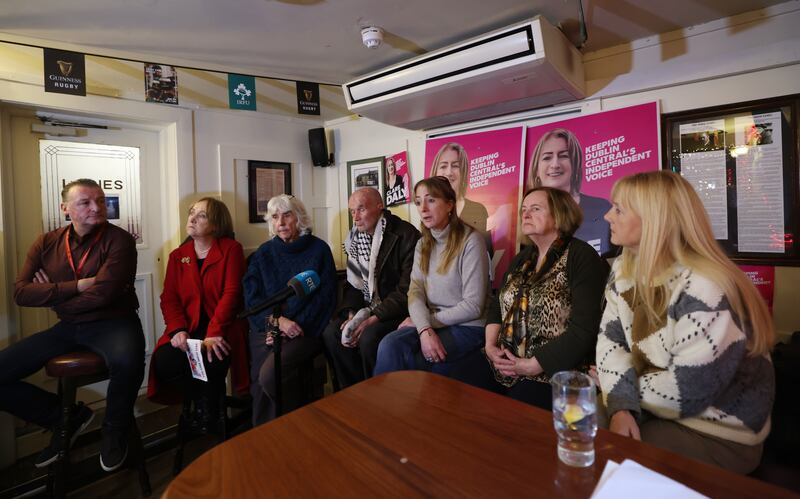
148, 197, 248, 426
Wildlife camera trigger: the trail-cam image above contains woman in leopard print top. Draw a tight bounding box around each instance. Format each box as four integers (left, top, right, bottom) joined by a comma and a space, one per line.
454, 187, 608, 409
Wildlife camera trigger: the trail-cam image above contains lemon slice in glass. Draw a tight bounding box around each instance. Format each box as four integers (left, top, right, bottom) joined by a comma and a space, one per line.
563, 404, 585, 425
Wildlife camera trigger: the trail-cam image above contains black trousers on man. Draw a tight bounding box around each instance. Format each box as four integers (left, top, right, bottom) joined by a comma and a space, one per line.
322, 316, 400, 390
0, 315, 145, 432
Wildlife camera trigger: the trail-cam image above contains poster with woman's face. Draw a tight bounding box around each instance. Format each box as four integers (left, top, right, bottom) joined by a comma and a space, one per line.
524, 102, 660, 255
424, 126, 524, 288
384, 151, 410, 206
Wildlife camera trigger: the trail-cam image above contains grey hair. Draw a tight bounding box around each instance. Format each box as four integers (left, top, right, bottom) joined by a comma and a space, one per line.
265, 194, 313, 237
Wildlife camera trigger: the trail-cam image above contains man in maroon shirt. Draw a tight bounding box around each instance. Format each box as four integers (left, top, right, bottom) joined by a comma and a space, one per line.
2, 179, 145, 472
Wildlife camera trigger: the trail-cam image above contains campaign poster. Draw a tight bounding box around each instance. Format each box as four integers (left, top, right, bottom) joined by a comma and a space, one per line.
425, 126, 524, 288
384, 151, 410, 206
524, 102, 660, 256
144, 63, 178, 105
738, 265, 775, 313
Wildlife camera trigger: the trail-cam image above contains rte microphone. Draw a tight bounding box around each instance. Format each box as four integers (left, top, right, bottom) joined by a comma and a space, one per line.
238, 270, 320, 318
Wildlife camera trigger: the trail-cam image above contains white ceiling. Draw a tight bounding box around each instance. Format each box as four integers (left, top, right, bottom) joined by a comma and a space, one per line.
0, 0, 790, 85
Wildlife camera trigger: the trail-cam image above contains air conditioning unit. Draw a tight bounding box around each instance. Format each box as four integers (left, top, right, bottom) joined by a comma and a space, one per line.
343, 16, 585, 130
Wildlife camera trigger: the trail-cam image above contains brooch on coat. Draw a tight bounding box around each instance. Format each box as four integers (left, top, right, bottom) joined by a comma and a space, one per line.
180, 257, 191, 264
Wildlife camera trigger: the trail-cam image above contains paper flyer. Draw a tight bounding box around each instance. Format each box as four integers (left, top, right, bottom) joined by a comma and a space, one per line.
186, 339, 208, 382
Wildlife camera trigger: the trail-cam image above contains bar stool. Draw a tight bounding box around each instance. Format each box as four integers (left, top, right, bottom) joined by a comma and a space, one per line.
45, 351, 151, 498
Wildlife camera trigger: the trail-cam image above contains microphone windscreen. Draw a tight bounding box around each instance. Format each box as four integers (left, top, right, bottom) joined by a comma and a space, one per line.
287, 270, 321, 297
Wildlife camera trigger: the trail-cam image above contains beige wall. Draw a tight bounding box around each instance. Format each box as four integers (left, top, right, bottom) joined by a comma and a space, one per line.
0, 37, 349, 121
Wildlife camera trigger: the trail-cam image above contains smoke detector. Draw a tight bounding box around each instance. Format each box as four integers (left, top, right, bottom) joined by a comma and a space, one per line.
361, 26, 384, 49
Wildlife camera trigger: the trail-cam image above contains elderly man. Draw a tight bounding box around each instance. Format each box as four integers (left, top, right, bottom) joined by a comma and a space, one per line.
2, 179, 144, 472
322, 187, 419, 389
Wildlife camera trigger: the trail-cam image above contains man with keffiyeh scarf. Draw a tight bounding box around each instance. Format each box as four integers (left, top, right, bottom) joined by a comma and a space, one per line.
322, 188, 419, 389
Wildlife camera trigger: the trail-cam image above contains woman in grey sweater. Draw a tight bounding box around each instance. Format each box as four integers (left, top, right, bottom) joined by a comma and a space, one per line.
374, 176, 489, 376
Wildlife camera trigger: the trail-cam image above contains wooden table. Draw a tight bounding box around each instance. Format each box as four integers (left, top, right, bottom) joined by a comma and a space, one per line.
165, 371, 796, 498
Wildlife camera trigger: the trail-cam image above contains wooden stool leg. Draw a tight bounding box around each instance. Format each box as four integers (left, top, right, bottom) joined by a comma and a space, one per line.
218, 390, 227, 442
129, 423, 151, 496
51, 377, 78, 499
173, 399, 191, 476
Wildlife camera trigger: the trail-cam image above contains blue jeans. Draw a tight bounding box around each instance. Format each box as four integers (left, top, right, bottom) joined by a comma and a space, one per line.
374, 325, 484, 377
0, 315, 145, 431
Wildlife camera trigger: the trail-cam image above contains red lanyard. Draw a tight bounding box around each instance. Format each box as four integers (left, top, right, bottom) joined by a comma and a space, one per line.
64, 225, 106, 279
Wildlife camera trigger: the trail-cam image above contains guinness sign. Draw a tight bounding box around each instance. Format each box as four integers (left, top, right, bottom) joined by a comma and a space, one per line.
296, 81, 320, 115
44, 49, 86, 96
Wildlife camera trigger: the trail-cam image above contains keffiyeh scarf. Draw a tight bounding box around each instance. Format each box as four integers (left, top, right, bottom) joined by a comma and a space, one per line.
346, 216, 386, 305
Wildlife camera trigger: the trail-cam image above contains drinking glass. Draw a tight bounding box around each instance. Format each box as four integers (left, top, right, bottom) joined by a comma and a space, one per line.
551, 371, 597, 467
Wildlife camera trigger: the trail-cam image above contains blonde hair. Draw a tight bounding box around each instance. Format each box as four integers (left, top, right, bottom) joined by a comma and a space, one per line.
266, 194, 312, 237
414, 176, 469, 275
526, 128, 583, 195
429, 143, 469, 200
612, 171, 774, 356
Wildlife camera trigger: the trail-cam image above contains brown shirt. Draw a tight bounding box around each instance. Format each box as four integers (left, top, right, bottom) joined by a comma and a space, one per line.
14, 222, 139, 323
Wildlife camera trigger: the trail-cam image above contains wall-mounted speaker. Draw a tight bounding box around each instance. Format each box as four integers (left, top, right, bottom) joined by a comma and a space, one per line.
308, 127, 333, 167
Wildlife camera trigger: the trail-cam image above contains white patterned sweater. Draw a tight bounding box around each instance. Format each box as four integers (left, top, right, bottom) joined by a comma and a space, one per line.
596, 259, 774, 445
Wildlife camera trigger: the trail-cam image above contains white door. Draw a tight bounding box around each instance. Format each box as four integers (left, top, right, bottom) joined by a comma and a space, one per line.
5, 108, 165, 457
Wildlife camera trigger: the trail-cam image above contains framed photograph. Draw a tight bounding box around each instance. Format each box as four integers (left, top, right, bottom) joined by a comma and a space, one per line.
144, 63, 178, 105
662, 94, 800, 265
347, 156, 384, 196
347, 156, 384, 226
248, 161, 291, 224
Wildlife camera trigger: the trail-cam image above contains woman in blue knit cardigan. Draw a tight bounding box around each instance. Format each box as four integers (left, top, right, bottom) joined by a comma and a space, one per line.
243, 194, 336, 425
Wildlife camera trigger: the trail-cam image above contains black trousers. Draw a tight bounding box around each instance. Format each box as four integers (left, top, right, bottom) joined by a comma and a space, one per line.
249, 330, 322, 426
0, 315, 145, 431
451, 349, 553, 410
321, 316, 400, 390
151, 332, 231, 402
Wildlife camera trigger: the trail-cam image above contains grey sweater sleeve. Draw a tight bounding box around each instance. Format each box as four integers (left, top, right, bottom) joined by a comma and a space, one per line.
407, 239, 432, 330
430, 230, 489, 328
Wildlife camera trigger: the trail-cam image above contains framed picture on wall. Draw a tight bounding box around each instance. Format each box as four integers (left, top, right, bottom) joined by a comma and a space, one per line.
248, 160, 291, 223
662, 94, 800, 265
347, 156, 384, 227
347, 156, 384, 196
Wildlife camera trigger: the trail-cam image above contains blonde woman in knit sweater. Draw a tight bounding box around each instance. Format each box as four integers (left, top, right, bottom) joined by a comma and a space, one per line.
597, 171, 775, 474
374, 176, 489, 376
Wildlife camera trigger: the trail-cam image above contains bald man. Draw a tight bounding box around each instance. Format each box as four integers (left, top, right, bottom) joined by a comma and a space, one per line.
322, 188, 419, 389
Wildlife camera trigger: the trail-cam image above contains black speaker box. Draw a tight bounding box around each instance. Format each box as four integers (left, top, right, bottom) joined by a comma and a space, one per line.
309, 128, 331, 166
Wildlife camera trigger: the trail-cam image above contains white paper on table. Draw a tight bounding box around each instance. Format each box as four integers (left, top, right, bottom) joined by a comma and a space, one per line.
186, 339, 208, 382
592, 459, 708, 499
592, 460, 620, 495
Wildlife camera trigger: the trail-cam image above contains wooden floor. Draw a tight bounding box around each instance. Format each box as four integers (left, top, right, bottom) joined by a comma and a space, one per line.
69, 435, 220, 498
0, 404, 246, 499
